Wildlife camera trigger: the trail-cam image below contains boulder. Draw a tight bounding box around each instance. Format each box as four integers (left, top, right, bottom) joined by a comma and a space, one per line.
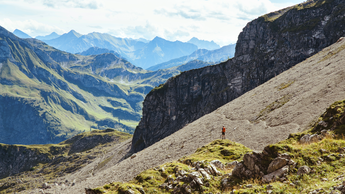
137, 187, 146, 194
318, 121, 328, 127
267, 157, 289, 174
243, 153, 257, 172
262, 165, 289, 183
225, 161, 238, 169
41, 182, 51, 189
125, 189, 136, 194
210, 160, 225, 170
321, 130, 330, 137
300, 134, 322, 144
198, 168, 211, 180
221, 178, 232, 189
209, 163, 222, 176
188, 172, 203, 186
297, 166, 311, 175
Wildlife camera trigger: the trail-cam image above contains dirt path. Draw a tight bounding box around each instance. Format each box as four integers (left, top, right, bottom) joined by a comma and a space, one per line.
26, 38, 345, 193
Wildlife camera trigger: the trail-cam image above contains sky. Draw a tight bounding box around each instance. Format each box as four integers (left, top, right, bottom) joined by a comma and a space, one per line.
0, 0, 305, 46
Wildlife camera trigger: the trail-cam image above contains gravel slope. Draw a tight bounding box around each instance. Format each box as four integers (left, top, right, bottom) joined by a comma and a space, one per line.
30, 38, 345, 193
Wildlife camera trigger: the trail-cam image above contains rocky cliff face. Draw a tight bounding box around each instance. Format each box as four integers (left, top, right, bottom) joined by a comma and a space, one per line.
0, 129, 131, 179
131, 0, 345, 152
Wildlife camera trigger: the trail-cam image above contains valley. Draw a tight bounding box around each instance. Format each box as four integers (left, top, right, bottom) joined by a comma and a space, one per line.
2, 0, 345, 193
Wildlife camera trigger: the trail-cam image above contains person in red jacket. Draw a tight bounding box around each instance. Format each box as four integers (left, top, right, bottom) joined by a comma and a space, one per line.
222, 126, 226, 139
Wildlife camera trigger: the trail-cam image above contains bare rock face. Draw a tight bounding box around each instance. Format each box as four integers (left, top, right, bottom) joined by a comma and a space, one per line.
131, 0, 345, 153
262, 165, 289, 183
0, 144, 52, 179
232, 152, 265, 179
231, 145, 296, 182
267, 157, 289, 174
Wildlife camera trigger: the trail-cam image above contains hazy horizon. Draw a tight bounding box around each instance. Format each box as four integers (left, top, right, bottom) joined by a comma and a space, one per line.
1, 0, 305, 46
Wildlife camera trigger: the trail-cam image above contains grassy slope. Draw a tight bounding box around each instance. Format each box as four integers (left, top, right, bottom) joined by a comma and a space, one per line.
261, 0, 331, 22
0, 31, 180, 141
92, 99, 345, 194
0, 129, 132, 193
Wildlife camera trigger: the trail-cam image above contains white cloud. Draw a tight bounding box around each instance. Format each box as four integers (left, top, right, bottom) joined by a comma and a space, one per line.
0, 18, 65, 37
108, 22, 158, 40
36, 0, 100, 9
0, 0, 305, 46
155, 7, 206, 21
164, 29, 190, 41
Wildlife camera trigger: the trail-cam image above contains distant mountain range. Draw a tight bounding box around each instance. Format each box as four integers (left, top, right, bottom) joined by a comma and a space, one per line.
13, 29, 32, 38
187, 37, 220, 50
131, 36, 198, 69
147, 44, 236, 71
12, 29, 233, 71
0, 26, 180, 145
76, 47, 123, 59
35, 32, 60, 40
0, 26, 223, 145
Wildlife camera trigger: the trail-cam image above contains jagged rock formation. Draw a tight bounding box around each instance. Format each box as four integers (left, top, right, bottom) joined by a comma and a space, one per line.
131, 0, 345, 153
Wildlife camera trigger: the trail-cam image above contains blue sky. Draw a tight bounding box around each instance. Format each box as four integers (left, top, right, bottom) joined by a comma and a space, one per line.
0, 0, 305, 46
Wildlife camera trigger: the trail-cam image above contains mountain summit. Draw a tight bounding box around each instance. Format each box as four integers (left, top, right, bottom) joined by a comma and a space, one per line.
187, 37, 220, 50
12, 29, 32, 38
35, 32, 60, 40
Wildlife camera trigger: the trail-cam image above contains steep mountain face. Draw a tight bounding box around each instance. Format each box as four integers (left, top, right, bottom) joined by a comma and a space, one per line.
175, 60, 213, 72
132, 36, 198, 69
0, 26, 183, 145
131, 0, 345, 153
0, 129, 131, 179
187, 37, 220, 50
35, 32, 60, 41
147, 44, 236, 71
12, 29, 31, 39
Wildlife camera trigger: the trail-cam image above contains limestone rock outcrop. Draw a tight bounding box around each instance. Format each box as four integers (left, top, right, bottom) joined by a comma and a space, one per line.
131, 0, 345, 153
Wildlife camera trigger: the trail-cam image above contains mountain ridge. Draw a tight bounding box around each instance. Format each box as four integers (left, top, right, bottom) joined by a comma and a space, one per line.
40, 35, 345, 194
35, 32, 60, 41
0, 26, 183, 145
147, 44, 236, 71
12, 29, 31, 39
187, 37, 220, 50
131, 0, 345, 153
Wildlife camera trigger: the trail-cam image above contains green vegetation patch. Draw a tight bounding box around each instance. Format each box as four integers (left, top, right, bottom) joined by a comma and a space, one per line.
319, 42, 345, 63
97, 99, 345, 193
256, 94, 292, 120
275, 80, 295, 91
184, 139, 251, 164
149, 83, 168, 96
95, 139, 251, 194
0, 128, 132, 193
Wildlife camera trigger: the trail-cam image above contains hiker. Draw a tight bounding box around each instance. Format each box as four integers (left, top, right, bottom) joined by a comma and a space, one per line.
222, 126, 226, 139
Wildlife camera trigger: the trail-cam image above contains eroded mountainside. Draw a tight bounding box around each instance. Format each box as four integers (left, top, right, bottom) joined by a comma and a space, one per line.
131, 0, 345, 153
94, 98, 345, 193
0, 26, 182, 145
40, 36, 345, 193
0, 129, 132, 193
